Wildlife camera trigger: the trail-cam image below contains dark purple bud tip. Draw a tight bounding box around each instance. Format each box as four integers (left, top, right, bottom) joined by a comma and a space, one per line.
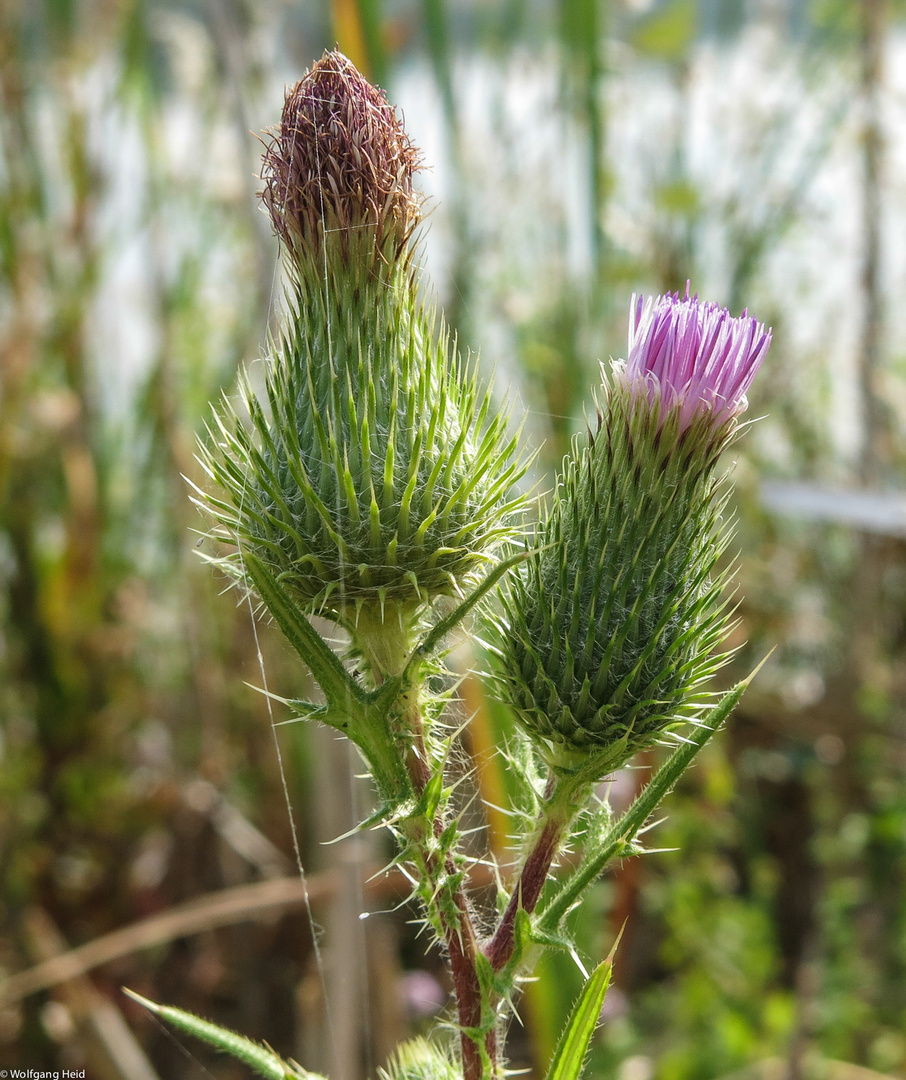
260, 50, 422, 266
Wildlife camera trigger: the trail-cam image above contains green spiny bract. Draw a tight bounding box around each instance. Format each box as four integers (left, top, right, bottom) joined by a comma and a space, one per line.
196, 52, 525, 650
487, 377, 739, 774
199, 266, 523, 627
378, 1038, 461, 1080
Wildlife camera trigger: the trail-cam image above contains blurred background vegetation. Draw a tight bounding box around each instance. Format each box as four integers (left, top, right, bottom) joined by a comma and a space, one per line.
2, 0, 906, 1078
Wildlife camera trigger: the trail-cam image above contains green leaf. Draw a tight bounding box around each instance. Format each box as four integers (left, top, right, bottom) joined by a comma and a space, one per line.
415, 763, 446, 822
536, 676, 756, 937
543, 956, 613, 1080
242, 551, 363, 711
123, 990, 325, 1080
408, 549, 530, 669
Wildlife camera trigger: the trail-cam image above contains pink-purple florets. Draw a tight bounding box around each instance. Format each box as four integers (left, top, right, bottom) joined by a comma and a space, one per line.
624, 289, 771, 431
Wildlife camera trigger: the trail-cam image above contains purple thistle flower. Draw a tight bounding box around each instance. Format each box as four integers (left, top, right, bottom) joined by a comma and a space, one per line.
623, 287, 771, 431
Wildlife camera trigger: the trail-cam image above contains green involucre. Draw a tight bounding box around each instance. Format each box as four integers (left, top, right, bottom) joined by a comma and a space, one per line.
487, 379, 739, 767
197, 257, 525, 628
378, 1037, 461, 1080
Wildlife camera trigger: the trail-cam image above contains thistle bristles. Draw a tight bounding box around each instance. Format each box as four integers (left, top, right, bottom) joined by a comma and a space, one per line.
378, 1037, 461, 1080
199, 279, 524, 628
489, 391, 736, 769
260, 50, 422, 272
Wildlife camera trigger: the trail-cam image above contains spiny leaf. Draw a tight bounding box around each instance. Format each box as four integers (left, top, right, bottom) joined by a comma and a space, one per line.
543, 956, 613, 1080
537, 679, 749, 936
123, 990, 325, 1080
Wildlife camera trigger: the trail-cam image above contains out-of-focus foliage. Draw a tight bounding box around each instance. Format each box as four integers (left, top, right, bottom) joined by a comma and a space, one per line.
2, 1, 906, 1079
0, 1, 324, 1074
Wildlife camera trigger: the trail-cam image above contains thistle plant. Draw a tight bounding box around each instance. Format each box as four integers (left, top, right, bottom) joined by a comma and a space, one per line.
131, 51, 772, 1080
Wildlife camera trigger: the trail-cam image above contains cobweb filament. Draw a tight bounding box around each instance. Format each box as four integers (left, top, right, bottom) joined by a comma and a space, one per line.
228, 85, 339, 1062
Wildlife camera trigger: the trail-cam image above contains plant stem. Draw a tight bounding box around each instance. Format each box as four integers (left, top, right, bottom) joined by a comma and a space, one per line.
402, 771, 495, 1080
537, 682, 746, 939
410, 739, 497, 1079
401, 694, 432, 793
484, 774, 572, 972
485, 816, 562, 972
446, 891, 495, 1080
362, 621, 497, 1079
412, 736, 494, 1075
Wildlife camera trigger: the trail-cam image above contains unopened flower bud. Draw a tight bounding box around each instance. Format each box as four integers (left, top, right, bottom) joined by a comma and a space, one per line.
488, 290, 771, 773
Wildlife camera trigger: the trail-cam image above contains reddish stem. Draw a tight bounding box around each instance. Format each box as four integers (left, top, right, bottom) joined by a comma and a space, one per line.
484, 817, 564, 971
362, 641, 495, 1072
448, 901, 495, 1080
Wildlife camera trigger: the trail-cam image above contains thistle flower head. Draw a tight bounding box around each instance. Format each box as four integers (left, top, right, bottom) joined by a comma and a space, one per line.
621, 288, 771, 432
260, 50, 422, 270
488, 290, 772, 774
200, 53, 526, 649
